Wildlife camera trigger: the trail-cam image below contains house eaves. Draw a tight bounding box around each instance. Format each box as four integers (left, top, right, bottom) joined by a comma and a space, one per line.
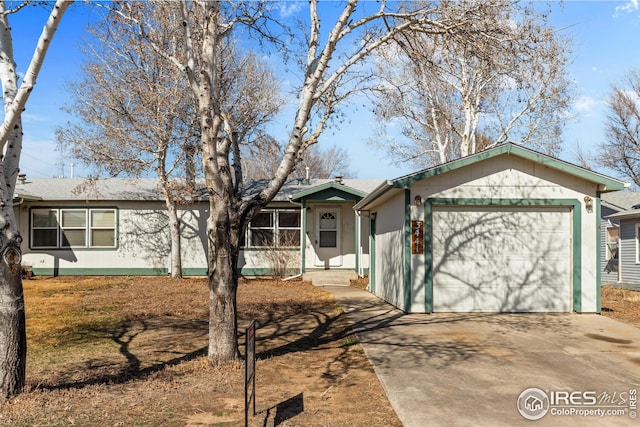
606, 210, 640, 220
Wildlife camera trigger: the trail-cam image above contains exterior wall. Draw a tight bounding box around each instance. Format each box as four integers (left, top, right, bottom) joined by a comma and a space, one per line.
19, 200, 209, 275
304, 201, 357, 271
618, 220, 640, 287
406, 154, 600, 313
370, 191, 406, 310
18, 200, 300, 277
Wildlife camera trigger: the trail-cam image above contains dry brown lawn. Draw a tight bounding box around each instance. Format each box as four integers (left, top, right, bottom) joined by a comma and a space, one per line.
1, 276, 401, 427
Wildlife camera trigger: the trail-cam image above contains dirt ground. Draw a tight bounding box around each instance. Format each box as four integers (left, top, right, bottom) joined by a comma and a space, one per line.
1, 278, 638, 427
1, 276, 401, 427
601, 285, 640, 328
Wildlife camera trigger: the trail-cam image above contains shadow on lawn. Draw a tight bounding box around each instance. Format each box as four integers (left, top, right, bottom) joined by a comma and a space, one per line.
31, 317, 208, 392
31, 298, 353, 393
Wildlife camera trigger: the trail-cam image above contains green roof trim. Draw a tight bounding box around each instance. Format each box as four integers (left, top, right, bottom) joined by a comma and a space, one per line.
290, 181, 367, 202
391, 143, 626, 192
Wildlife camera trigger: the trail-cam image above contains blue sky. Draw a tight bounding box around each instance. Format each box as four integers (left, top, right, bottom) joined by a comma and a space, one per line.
10, 1, 640, 181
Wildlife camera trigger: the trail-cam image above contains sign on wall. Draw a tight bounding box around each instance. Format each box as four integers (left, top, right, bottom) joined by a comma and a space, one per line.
411, 220, 424, 254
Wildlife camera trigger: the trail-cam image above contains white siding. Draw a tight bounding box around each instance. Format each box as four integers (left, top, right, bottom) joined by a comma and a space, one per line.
372, 191, 406, 310
20, 201, 209, 274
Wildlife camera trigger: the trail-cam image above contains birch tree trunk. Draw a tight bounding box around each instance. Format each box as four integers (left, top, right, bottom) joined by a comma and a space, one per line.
166, 199, 182, 279
0, 0, 71, 397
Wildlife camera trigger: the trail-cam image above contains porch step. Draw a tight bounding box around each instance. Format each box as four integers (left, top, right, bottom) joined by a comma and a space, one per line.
303, 270, 358, 287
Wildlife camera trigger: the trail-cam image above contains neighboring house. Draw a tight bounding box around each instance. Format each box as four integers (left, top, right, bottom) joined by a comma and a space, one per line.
354, 143, 625, 314
600, 191, 640, 289
14, 176, 382, 278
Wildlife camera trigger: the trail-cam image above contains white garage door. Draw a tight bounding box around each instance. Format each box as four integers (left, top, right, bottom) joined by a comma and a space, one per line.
432, 206, 571, 312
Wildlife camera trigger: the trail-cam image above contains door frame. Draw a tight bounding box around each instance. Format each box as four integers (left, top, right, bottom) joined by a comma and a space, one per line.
314, 206, 342, 267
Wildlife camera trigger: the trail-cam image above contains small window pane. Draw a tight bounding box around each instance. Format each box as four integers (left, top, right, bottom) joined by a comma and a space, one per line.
251, 229, 273, 246
62, 210, 86, 227
62, 229, 86, 247
252, 212, 273, 227
319, 230, 337, 248
33, 210, 57, 227
92, 229, 115, 247
320, 213, 336, 230
279, 229, 300, 247
91, 210, 115, 227
33, 229, 57, 247
279, 212, 300, 228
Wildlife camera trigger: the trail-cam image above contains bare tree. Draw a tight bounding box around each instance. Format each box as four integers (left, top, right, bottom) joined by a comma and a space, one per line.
370, 0, 572, 168
597, 69, 640, 187
110, 0, 497, 364
57, 13, 198, 278
58, 5, 281, 279
243, 138, 354, 180
0, 0, 71, 397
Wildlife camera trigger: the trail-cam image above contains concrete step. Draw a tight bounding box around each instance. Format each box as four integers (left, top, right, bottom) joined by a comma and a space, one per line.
303, 270, 357, 286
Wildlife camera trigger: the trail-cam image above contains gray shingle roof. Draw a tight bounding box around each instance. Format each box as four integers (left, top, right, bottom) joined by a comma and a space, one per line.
14, 177, 385, 202
601, 191, 640, 212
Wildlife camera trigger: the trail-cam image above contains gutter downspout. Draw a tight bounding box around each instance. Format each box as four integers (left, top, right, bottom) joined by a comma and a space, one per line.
357, 210, 370, 278
283, 195, 304, 281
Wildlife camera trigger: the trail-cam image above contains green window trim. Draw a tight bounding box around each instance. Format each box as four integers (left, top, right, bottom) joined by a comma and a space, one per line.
421, 198, 582, 313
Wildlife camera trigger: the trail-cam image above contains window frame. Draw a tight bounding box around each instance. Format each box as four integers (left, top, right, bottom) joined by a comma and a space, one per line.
605, 225, 619, 261
30, 207, 118, 250
244, 208, 301, 249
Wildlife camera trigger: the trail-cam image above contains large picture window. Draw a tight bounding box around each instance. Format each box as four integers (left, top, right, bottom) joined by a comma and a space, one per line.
31, 208, 116, 249
245, 209, 301, 248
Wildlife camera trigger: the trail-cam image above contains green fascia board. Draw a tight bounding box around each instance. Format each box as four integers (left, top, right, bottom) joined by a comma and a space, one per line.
30, 267, 170, 276
422, 197, 582, 313
291, 182, 367, 202
392, 143, 626, 192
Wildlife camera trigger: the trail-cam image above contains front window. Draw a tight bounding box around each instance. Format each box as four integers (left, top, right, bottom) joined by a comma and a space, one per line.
245, 209, 301, 248
31, 208, 116, 249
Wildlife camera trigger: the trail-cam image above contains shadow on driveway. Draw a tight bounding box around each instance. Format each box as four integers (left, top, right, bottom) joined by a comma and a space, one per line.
326, 286, 640, 427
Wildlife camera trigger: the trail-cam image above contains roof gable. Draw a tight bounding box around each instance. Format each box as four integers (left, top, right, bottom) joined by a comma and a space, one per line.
391, 143, 625, 191
355, 143, 627, 210
291, 181, 367, 202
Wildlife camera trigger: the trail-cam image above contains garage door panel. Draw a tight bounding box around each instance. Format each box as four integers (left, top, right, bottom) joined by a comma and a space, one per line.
432, 235, 567, 260
434, 258, 570, 287
433, 283, 571, 312
432, 206, 571, 313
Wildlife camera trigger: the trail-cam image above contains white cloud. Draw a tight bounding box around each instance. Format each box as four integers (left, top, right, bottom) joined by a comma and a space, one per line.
614, 0, 638, 17
277, 2, 303, 18
574, 95, 599, 115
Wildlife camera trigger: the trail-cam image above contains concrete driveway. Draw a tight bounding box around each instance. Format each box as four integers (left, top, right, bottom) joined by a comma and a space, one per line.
326, 286, 640, 427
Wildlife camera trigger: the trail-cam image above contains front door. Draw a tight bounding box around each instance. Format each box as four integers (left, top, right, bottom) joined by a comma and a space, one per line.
315, 208, 342, 268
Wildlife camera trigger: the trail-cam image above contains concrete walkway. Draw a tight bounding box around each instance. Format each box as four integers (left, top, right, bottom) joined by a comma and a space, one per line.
325, 285, 640, 427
